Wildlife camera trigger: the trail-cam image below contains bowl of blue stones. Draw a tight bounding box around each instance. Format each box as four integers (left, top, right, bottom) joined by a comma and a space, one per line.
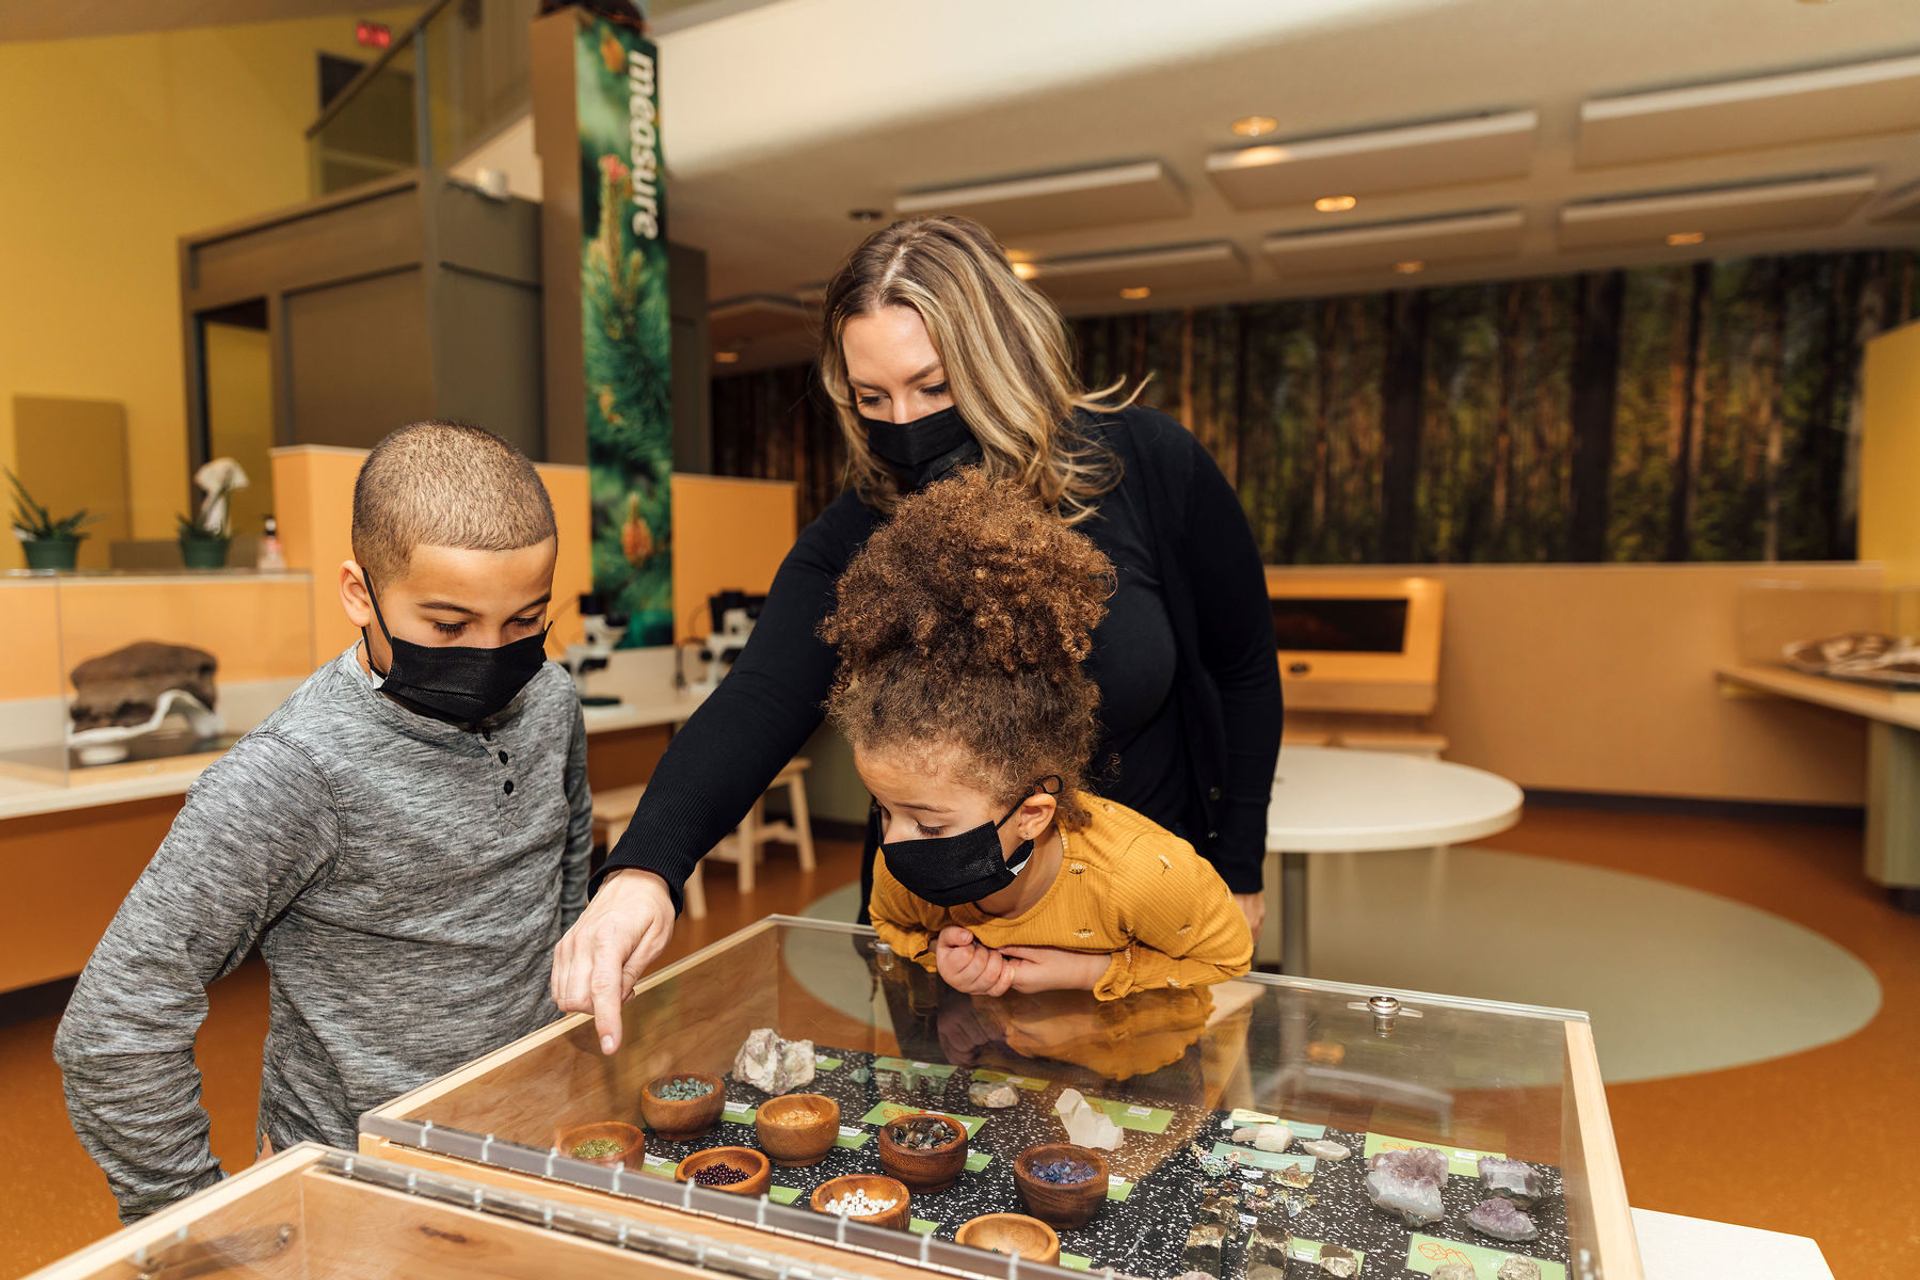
641, 1072, 725, 1139
1013, 1143, 1109, 1228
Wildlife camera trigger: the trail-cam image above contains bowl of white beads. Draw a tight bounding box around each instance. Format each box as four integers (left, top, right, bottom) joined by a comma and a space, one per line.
809, 1174, 911, 1231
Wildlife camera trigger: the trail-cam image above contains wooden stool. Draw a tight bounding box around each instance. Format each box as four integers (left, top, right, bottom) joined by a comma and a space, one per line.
708, 757, 816, 894
590, 784, 708, 919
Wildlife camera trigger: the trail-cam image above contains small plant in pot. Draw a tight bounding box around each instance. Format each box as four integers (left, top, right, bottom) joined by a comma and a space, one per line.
178, 458, 249, 570
8, 468, 93, 571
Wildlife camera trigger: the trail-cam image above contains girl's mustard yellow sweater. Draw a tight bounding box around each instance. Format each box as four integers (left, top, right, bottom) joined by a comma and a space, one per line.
870, 793, 1253, 1000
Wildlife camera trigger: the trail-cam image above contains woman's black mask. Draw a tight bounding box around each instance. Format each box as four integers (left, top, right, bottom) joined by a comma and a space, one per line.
861, 405, 983, 492
361, 574, 550, 725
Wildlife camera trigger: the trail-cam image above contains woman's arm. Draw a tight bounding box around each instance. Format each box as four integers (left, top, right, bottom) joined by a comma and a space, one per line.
553, 494, 872, 1052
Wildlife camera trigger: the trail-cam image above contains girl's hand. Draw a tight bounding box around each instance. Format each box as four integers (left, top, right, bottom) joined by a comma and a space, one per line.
935, 927, 1016, 996
998, 945, 1112, 993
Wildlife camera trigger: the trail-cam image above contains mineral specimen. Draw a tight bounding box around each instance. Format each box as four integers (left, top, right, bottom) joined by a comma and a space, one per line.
1469, 1197, 1539, 1242
1316, 1244, 1360, 1278
1190, 1143, 1234, 1178
1363, 1147, 1448, 1226
1179, 1222, 1225, 1276
1053, 1088, 1124, 1150
1030, 1158, 1096, 1184
732, 1028, 815, 1094
571, 1138, 624, 1160
1301, 1139, 1350, 1162
1496, 1260, 1543, 1280
1230, 1124, 1293, 1153
652, 1076, 714, 1101
1242, 1213, 1291, 1280
1432, 1265, 1477, 1280
823, 1189, 898, 1216
887, 1116, 959, 1150
1478, 1156, 1547, 1206
69, 641, 218, 731
1276, 1162, 1314, 1189
969, 1081, 1020, 1109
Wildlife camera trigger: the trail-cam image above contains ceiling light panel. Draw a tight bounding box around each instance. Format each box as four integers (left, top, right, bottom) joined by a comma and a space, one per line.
1205, 110, 1536, 209
1261, 209, 1524, 276
1024, 241, 1247, 300
1577, 54, 1920, 168
893, 160, 1188, 236
1557, 172, 1877, 249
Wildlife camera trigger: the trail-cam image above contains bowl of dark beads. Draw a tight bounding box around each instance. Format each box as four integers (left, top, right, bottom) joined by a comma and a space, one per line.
1014, 1143, 1109, 1227
877, 1112, 969, 1192
641, 1071, 725, 1139
675, 1146, 770, 1197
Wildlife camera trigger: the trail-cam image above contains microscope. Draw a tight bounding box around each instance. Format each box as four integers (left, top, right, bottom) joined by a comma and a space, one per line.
678, 589, 764, 694
564, 592, 627, 707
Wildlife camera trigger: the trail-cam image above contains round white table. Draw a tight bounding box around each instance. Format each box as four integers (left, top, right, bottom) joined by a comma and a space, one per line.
1263, 745, 1524, 974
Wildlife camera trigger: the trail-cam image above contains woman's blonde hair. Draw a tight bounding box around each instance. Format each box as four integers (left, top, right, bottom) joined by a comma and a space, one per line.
818, 215, 1134, 523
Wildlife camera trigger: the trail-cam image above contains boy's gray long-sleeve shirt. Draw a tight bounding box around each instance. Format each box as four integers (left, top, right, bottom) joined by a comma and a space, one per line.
53, 644, 592, 1221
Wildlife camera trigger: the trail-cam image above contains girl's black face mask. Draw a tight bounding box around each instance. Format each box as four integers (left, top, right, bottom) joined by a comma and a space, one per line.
860, 405, 983, 492
361, 574, 550, 725
876, 779, 1060, 907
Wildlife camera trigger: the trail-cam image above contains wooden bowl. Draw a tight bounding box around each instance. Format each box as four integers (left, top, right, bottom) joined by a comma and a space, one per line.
810, 1175, 911, 1231
554, 1121, 644, 1169
674, 1146, 771, 1197
1013, 1143, 1109, 1228
876, 1112, 969, 1192
957, 1213, 1061, 1266
755, 1093, 840, 1167
640, 1072, 726, 1139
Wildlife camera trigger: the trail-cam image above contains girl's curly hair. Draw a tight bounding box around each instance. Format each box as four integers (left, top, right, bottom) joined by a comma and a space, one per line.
822, 468, 1114, 829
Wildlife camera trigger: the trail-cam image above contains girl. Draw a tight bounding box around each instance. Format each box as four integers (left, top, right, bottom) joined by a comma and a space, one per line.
824, 469, 1252, 999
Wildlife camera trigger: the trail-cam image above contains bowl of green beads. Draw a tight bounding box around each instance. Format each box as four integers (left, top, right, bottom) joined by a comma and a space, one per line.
641, 1071, 725, 1139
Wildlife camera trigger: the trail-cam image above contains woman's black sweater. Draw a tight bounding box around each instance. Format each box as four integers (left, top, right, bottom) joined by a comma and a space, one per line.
600, 405, 1283, 905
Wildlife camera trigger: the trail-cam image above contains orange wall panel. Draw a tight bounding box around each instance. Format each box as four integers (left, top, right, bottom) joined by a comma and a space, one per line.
669, 475, 798, 640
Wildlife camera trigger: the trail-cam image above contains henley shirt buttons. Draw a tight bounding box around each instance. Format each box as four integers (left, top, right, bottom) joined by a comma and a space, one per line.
498, 750, 510, 764
1208, 785, 1222, 801
503, 780, 515, 795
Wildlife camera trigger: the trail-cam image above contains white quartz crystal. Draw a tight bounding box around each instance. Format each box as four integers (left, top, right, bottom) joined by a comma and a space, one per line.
1052, 1088, 1124, 1150
732, 1027, 815, 1094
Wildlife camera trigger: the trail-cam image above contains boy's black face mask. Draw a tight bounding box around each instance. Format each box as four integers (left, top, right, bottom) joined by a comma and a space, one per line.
876, 779, 1059, 907
360, 574, 550, 725
861, 405, 982, 492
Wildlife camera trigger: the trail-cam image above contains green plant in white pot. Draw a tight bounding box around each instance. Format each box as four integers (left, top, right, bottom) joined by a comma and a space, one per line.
8, 468, 94, 571
178, 457, 249, 570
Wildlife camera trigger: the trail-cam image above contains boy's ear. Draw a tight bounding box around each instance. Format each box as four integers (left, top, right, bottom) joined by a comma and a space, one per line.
1014, 790, 1057, 840
338, 560, 375, 630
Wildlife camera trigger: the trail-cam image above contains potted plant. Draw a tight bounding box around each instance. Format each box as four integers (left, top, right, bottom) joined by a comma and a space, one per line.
178, 457, 249, 570
8, 468, 93, 571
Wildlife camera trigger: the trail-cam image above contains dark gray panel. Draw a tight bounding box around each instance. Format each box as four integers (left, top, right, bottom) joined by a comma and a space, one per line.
667, 240, 710, 474
437, 184, 542, 286
188, 180, 424, 309
284, 269, 434, 448
434, 267, 545, 459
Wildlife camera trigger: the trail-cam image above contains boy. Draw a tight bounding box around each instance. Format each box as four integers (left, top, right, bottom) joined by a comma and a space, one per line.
54, 421, 591, 1221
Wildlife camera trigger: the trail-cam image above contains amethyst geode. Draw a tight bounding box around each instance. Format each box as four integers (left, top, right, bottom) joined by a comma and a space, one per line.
1467, 1195, 1539, 1242
1477, 1156, 1547, 1207
1363, 1147, 1448, 1225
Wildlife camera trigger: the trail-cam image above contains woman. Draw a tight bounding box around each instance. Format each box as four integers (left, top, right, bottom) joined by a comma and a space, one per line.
552, 215, 1281, 1053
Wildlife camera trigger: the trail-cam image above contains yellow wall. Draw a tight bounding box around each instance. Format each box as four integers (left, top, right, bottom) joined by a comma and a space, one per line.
0, 10, 416, 570
1859, 319, 1920, 583
670, 475, 799, 639
203, 323, 275, 538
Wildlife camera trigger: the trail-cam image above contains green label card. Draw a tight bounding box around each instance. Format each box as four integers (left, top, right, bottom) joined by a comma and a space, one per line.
834, 1125, 872, 1150
1405, 1235, 1565, 1280
909, 1218, 940, 1236
1107, 1177, 1135, 1202
723, 1100, 760, 1125
640, 1152, 679, 1179
1060, 1254, 1092, 1271
1290, 1239, 1365, 1269
1089, 1098, 1174, 1133
1210, 1142, 1317, 1175
972, 1069, 1049, 1090
1365, 1132, 1505, 1179
874, 1057, 957, 1079
816, 1056, 843, 1071
769, 1185, 801, 1205
861, 1102, 987, 1137
965, 1151, 994, 1173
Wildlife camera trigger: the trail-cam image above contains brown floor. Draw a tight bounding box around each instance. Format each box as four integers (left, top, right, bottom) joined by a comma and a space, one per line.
3, 811, 1914, 1277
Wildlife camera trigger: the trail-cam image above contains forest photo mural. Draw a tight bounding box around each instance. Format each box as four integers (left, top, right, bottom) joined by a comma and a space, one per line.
711, 248, 1918, 565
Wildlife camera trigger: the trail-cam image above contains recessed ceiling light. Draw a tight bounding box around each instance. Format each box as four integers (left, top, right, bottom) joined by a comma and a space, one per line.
1314, 195, 1359, 213
848, 208, 884, 222
714, 349, 742, 364
1666, 230, 1707, 246
1011, 261, 1040, 281
1120, 286, 1152, 300
1232, 115, 1278, 138
1392, 260, 1425, 274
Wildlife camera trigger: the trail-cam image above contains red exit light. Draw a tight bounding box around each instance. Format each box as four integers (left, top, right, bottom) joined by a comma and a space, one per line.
356, 20, 393, 49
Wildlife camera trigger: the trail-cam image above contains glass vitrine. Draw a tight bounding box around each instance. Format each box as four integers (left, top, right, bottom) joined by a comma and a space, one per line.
358, 918, 1640, 1280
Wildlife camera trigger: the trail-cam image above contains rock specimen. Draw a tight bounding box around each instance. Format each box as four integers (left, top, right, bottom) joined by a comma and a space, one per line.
1242, 1213, 1292, 1280
969, 1080, 1020, 1109
1468, 1197, 1539, 1242
69, 641, 218, 731
732, 1028, 815, 1094
1317, 1244, 1360, 1278
1276, 1161, 1314, 1189
1432, 1265, 1477, 1280
1231, 1124, 1293, 1153
886, 1116, 959, 1150
1189, 1143, 1233, 1177
1179, 1222, 1225, 1276
1053, 1088, 1123, 1150
1364, 1147, 1448, 1226
1301, 1139, 1350, 1162
1478, 1156, 1546, 1206
1496, 1260, 1543, 1280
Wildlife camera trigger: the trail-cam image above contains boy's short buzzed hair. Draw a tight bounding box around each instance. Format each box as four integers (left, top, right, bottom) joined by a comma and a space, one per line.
351, 420, 557, 585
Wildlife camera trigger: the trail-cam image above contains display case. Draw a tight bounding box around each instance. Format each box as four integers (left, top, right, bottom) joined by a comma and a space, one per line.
1736, 579, 1920, 688
0, 569, 314, 788
360, 918, 1642, 1280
